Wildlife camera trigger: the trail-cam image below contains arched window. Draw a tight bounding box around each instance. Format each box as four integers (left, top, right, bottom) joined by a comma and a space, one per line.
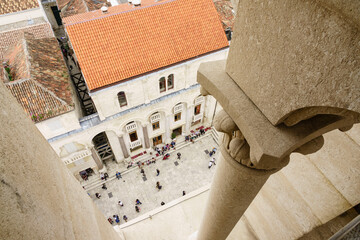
159, 77, 166, 92
117, 91, 127, 107
167, 74, 174, 90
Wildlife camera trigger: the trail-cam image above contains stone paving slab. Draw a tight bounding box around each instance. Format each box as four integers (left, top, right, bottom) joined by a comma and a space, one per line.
87, 135, 219, 225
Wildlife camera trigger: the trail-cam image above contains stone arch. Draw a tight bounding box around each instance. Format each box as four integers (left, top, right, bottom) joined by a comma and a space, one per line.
91, 130, 117, 162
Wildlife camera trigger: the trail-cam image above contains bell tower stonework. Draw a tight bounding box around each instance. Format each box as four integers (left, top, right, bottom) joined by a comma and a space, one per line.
195, 0, 360, 239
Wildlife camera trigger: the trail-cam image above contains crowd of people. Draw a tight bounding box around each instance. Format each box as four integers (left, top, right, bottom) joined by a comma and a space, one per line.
185, 128, 206, 143
91, 127, 216, 225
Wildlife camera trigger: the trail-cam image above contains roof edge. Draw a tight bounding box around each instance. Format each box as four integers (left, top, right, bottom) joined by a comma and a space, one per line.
65, 0, 176, 26
89, 46, 229, 93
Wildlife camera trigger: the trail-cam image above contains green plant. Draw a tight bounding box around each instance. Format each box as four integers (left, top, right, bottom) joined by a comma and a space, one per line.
4, 67, 13, 81
171, 132, 176, 139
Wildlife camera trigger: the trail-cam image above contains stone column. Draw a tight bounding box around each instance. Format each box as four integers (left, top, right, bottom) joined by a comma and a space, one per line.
184, 106, 192, 135
105, 131, 124, 163
142, 125, 150, 149
118, 135, 130, 159
165, 114, 171, 143
197, 141, 278, 240
90, 147, 104, 170
195, 0, 360, 239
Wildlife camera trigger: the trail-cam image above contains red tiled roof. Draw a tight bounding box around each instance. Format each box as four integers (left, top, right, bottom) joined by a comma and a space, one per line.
0, 23, 54, 59
57, 0, 110, 18
0, 0, 39, 15
3, 39, 29, 81
2, 36, 74, 122
63, 0, 166, 25
66, 0, 229, 91
213, 0, 235, 30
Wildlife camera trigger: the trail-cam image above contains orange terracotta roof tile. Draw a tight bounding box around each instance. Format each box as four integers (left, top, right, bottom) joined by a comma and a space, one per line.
0, 0, 39, 15
66, 0, 229, 91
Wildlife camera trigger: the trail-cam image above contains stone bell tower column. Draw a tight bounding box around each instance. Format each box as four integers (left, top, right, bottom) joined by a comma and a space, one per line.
194, 0, 360, 239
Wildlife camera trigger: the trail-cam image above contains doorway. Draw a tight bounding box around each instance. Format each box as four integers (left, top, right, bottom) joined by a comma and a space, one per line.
153, 135, 162, 146
92, 132, 114, 161
172, 127, 182, 137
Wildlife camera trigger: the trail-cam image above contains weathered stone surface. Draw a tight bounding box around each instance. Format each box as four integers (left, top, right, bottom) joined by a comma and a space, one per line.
281, 153, 351, 223
0, 81, 121, 239
308, 129, 360, 206
226, 0, 360, 125
198, 61, 356, 170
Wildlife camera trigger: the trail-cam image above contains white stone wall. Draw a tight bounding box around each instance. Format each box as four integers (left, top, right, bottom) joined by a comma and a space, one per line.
45, 49, 228, 177
90, 49, 228, 121
0, 8, 44, 26
49, 87, 216, 176
35, 110, 81, 139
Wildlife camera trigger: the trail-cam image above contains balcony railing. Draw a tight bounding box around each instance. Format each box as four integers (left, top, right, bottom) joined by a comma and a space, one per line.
174, 104, 183, 114
150, 113, 161, 123
62, 149, 92, 165
193, 113, 203, 122
194, 96, 204, 105
129, 139, 142, 149
126, 122, 137, 132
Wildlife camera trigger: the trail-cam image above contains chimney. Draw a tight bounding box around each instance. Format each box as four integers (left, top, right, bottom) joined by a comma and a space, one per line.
132, 0, 141, 7
101, 5, 108, 13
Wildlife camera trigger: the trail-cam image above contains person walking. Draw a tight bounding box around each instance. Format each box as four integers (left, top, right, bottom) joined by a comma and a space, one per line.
182, 191, 186, 196
135, 205, 140, 212
211, 157, 216, 166
135, 199, 142, 205
95, 193, 101, 199
123, 215, 128, 222
102, 183, 107, 190
113, 215, 120, 224
177, 152, 181, 160
208, 160, 213, 169
116, 171, 122, 179
156, 181, 162, 190
156, 169, 160, 176
118, 200, 124, 207
104, 172, 109, 180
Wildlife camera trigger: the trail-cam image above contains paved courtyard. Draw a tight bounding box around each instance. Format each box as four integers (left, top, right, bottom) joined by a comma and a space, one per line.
87, 135, 219, 225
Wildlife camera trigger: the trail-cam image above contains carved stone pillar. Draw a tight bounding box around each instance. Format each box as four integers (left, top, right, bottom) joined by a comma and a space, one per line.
118, 136, 129, 159
195, 60, 359, 239
90, 147, 103, 170
197, 148, 277, 240
195, 0, 360, 239
142, 125, 150, 149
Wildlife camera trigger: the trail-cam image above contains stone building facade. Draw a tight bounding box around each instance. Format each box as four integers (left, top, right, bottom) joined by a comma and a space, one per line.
39, 0, 229, 180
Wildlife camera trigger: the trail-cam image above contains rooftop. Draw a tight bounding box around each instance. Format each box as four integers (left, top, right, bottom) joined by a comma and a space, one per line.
2, 35, 74, 122
0, 0, 39, 15
0, 21, 53, 59
57, 0, 111, 18
65, 0, 229, 91
213, 0, 235, 30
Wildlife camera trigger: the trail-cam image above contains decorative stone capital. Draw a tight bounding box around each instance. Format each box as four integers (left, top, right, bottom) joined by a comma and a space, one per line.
198, 60, 359, 170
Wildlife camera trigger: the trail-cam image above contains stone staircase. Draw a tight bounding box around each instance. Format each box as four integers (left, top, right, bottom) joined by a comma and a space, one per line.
82, 128, 217, 190
226, 127, 360, 240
